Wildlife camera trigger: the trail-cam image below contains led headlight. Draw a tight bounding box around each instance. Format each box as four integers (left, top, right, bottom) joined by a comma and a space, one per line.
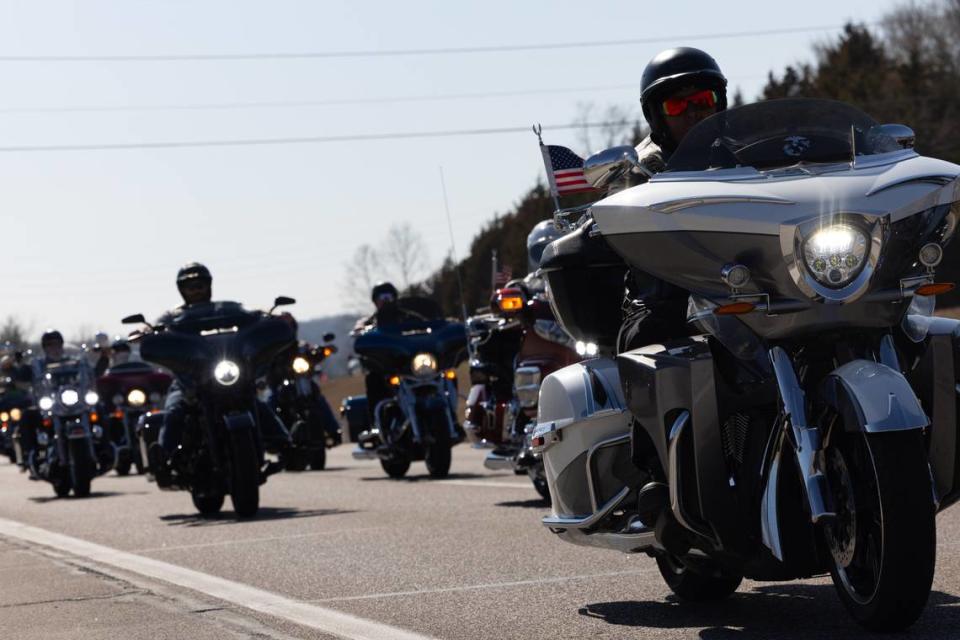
411, 353, 438, 377
292, 356, 311, 374
127, 389, 147, 406
38, 396, 54, 411
803, 224, 868, 288
10, 408, 21, 422
214, 360, 241, 386
60, 389, 80, 407
84, 391, 99, 406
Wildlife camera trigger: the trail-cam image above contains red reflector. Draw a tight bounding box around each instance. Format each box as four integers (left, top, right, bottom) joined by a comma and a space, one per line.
714, 302, 756, 316
532, 436, 545, 448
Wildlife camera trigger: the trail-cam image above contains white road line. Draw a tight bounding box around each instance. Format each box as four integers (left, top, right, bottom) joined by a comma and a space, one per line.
436, 479, 534, 489
313, 569, 655, 603
132, 526, 387, 553
0, 516, 436, 640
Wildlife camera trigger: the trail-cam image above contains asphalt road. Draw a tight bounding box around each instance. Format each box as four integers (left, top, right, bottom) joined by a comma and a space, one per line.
2, 445, 960, 639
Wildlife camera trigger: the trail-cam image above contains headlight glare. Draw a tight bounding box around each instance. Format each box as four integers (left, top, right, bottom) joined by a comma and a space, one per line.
214, 360, 241, 386
292, 356, 311, 374
60, 389, 80, 407
38, 396, 54, 411
411, 353, 438, 377
10, 408, 21, 422
85, 391, 99, 406
803, 224, 868, 288
127, 389, 147, 406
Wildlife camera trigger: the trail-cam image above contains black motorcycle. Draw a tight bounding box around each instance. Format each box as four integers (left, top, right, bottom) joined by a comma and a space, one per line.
30, 358, 113, 497
125, 298, 296, 518
352, 297, 467, 478
268, 333, 341, 471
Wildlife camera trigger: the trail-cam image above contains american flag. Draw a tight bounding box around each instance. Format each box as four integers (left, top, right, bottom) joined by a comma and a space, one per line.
541, 144, 596, 197
493, 266, 513, 287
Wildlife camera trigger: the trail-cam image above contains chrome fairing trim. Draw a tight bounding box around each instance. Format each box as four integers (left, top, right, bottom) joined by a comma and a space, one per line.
826, 360, 929, 432
542, 486, 630, 530
649, 195, 795, 214
760, 438, 784, 561
769, 347, 836, 523
668, 411, 710, 536
586, 434, 631, 512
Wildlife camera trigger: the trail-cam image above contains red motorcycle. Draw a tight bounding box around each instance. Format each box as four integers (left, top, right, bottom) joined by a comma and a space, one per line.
97, 362, 172, 475
466, 282, 579, 500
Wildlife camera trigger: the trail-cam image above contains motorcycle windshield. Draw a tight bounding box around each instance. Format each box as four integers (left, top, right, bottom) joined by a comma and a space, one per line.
161, 301, 262, 335
666, 98, 903, 173
355, 320, 467, 372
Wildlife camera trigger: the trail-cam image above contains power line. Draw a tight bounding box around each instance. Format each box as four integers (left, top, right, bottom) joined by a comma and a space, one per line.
0, 24, 854, 62
0, 120, 635, 153
0, 83, 644, 114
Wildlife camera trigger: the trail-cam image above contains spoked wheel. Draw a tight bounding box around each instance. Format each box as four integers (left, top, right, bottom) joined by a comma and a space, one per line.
822, 428, 935, 631
655, 553, 742, 601
228, 429, 260, 519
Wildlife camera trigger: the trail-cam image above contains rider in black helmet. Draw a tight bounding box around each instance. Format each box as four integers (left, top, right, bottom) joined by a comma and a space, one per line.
622, 47, 727, 188
619, 48, 728, 351
150, 262, 290, 486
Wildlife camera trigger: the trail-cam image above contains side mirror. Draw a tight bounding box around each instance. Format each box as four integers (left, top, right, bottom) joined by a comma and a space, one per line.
323, 332, 336, 342
274, 296, 296, 307
583, 145, 641, 189
122, 314, 146, 325
877, 123, 915, 149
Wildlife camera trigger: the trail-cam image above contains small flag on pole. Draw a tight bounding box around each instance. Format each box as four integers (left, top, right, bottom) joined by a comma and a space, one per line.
494, 265, 513, 287
541, 144, 596, 197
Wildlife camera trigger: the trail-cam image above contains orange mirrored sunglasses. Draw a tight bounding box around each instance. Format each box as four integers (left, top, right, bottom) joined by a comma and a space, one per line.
662, 89, 718, 117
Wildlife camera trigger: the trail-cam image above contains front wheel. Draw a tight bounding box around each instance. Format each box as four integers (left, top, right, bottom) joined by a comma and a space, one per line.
823, 429, 935, 631
381, 457, 410, 478
69, 440, 94, 498
655, 554, 742, 601
309, 447, 326, 471
228, 428, 260, 519
191, 490, 225, 516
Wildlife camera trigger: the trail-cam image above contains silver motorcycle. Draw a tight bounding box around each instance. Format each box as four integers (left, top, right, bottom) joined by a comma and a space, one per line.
534, 98, 960, 631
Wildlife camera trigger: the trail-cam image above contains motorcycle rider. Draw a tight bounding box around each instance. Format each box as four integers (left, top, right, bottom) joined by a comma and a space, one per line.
617, 47, 728, 352
355, 281, 424, 424
149, 262, 291, 486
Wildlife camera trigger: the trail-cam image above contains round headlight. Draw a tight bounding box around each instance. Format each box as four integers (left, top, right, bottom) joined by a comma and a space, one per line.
127, 389, 147, 406
214, 360, 241, 386
411, 353, 438, 377
10, 408, 22, 422
85, 391, 99, 406
803, 225, 868, 288
0, 412, 9, 423
292, 356, 311, 374
60, 389, 80, 407
919, 242, 944, 268
38, 396, 54, 411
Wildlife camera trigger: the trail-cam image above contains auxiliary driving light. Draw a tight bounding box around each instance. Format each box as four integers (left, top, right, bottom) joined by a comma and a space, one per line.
38, 397, 54, 411
84, 391, 99, 406
920, 242, 944, 268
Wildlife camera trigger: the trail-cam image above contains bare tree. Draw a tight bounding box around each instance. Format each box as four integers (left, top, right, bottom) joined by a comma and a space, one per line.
380, 223, 428, 290
0, 316, 31, 348
574, 102, 638, 154
341, 243, 382, 312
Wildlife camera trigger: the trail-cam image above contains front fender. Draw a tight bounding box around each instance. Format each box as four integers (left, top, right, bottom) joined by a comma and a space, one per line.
822, 360, 929, 432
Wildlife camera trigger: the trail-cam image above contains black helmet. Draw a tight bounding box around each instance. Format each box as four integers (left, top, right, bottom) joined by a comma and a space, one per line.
176, 262, 212, 288
40, 329, 63, 346
640, 47, 727, 151
371, 281, 398, 303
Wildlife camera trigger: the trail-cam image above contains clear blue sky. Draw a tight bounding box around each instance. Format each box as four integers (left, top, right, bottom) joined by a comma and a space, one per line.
0, 0, 901, 338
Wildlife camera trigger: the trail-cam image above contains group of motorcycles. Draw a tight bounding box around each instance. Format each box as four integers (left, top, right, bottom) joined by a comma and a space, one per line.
1, 298, 343, 518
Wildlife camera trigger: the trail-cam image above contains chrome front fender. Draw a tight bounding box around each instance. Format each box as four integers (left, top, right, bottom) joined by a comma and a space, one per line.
823, 360, 929, 432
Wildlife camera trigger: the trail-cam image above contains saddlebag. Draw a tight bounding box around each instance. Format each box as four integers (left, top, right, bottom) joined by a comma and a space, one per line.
339, 395, 369, 443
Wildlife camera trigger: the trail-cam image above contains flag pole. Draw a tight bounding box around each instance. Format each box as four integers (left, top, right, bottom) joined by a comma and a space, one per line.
534, 123, 562, 214
438, 166, 468, 322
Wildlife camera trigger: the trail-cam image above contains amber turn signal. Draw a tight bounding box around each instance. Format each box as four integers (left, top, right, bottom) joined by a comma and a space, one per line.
443, 369, 457, 380
915, 282, 955, 297
714, 302, 756, 316
389, 375, 401, 386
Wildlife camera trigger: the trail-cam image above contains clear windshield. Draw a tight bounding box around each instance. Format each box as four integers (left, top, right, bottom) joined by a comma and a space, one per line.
666, 98, 903, 173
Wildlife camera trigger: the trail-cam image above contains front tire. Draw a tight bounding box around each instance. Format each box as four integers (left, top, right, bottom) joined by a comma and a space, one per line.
823, 429, 935, 631
191, 490, 225, 516
228, 429, 260, 519
309, 447, 326, 471
655, 553, 742, 602
381, 457, 410, 478
69, 440, 93, 498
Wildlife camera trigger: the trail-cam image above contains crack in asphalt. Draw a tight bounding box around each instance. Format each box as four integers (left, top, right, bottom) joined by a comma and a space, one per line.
0, 588, 150, 609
